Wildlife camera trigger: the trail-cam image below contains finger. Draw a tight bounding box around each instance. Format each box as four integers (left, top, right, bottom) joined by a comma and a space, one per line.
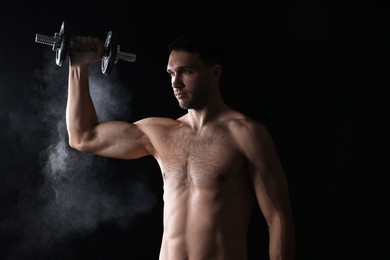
93, 37, 104, 56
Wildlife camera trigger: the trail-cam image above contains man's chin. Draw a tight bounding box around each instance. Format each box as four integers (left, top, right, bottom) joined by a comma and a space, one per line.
178, 101, 189, 109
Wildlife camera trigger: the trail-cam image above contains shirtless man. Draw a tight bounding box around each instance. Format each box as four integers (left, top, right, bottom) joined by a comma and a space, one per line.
66, 31, 295, 260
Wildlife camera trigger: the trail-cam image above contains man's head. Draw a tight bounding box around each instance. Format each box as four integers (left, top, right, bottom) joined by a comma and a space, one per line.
166, 31, 225, 110
168, 31, 225, 68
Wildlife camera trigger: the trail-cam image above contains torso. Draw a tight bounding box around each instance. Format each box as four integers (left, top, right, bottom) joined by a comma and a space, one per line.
150, 116, 255, 260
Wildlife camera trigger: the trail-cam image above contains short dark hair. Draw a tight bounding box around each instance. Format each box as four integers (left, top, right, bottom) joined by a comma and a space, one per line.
168, 31, 225, 66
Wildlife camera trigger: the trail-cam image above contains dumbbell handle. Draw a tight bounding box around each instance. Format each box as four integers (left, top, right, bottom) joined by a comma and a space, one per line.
35, 33, 60, 49
35, 33, 136, 63
115, 45, 136, 63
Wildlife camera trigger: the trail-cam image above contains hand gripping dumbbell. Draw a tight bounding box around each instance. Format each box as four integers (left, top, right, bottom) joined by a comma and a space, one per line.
35, 21, 136, 75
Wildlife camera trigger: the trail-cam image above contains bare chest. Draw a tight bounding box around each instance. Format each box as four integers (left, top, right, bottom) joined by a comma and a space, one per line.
157, 128, 244, 185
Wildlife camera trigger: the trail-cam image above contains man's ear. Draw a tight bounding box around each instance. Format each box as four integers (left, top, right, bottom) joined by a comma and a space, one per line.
213, 64, 222, 80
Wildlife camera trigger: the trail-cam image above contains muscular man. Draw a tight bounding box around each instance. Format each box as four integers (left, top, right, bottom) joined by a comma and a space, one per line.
66, 31, 295, 260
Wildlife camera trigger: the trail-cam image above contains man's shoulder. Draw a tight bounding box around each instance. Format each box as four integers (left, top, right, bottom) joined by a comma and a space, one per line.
225, 111, 266, 130
135, 116, 182, 128
224, 112, 272, 141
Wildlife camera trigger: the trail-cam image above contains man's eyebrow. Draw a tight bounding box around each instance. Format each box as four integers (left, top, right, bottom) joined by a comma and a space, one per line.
167, 66, 191, 72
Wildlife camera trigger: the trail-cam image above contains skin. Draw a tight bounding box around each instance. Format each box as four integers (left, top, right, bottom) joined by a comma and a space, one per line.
66, 36, 295, 260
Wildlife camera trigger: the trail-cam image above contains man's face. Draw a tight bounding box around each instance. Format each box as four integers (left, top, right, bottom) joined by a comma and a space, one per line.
166, 50, 213, 110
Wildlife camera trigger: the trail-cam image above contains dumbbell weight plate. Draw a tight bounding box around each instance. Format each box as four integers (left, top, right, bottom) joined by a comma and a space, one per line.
101, 31, 117, 75
55, 21, 69, 67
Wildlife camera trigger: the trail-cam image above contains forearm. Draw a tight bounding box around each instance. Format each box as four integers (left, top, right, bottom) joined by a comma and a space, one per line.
66, 65, 99, 147
268, 216, 295, 260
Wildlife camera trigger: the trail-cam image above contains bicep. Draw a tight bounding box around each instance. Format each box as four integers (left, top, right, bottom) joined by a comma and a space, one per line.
81, 120, 152, 160
242, 123, 291, 221
251, 154, 291, 222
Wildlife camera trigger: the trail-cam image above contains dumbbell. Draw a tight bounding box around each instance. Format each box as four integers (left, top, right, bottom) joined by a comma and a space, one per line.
35, 21, 136, 75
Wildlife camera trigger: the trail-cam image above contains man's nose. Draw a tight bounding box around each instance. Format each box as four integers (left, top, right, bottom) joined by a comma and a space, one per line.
171, 76, 183, 89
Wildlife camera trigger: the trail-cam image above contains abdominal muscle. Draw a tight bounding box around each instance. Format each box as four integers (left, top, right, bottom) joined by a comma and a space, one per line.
158, 170, 254, 260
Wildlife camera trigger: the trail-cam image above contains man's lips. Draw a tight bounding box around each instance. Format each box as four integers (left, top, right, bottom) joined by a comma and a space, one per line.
175, 92, 186, 99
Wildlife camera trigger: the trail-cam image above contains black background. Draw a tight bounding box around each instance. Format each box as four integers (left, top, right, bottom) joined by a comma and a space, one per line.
1, 0, 389, 259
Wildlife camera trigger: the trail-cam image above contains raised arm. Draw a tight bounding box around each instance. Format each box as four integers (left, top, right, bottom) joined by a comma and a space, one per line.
66, 36, 150, 160
235, 120, 295, 260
